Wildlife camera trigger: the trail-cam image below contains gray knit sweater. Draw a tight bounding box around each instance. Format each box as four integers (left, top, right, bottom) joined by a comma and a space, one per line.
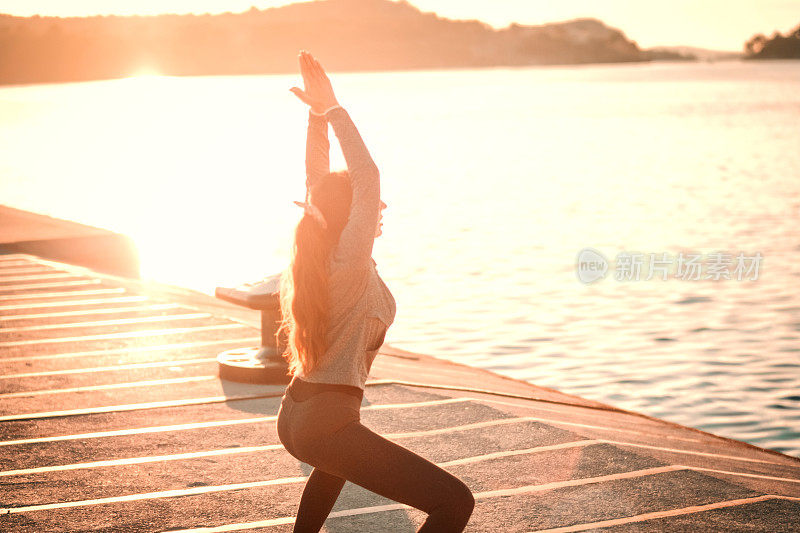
295, 107, 396, 389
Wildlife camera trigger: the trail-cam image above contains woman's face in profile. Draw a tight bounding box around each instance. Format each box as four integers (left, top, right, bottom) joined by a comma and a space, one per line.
375, 200, 387, 238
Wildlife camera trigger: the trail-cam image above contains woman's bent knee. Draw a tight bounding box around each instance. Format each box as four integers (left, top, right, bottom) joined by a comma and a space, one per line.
451, 479, 475, 521
443, 473, 473, 505
431, 476, 474, 529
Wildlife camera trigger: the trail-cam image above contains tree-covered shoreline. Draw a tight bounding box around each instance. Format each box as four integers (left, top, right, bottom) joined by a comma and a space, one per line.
0, 0, 649, 86
745, 23, 800, 59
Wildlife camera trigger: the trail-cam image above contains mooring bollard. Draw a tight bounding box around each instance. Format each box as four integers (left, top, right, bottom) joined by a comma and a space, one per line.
214, 273, 291, 384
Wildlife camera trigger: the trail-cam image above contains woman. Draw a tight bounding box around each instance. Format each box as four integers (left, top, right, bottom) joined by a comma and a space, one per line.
275, 51, 475, 532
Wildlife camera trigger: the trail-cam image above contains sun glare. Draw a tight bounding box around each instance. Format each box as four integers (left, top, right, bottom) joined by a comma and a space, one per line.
127, 66, 164, 79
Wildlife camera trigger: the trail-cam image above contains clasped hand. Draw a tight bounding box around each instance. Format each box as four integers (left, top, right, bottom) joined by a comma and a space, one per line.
290, 50, 339, 113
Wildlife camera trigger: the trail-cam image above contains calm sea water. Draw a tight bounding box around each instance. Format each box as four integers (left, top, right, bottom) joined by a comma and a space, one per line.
2, 61, 799, 457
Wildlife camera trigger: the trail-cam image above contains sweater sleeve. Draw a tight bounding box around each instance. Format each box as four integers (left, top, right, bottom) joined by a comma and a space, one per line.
305, 111, 330, 191
327, 107, 380, 267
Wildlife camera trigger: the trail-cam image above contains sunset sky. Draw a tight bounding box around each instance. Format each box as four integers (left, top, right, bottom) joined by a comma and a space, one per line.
0, 0, 798, 51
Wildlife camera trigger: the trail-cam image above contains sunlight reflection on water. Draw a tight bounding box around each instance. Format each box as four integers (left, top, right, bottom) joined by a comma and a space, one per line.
1, 60, 799, 456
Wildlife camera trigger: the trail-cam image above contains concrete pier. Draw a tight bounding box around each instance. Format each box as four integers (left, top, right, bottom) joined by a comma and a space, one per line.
0, 252, 798, 532
0, 205, 139, 278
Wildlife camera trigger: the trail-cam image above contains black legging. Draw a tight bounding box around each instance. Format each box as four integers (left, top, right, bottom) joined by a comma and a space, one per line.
276, 376, 475, 532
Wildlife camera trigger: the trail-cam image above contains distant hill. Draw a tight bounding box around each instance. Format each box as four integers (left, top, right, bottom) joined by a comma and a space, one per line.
644, 46, 741, 62
642, 47, 697, 62
744, 23, 800, 59
0, 0, 647, 86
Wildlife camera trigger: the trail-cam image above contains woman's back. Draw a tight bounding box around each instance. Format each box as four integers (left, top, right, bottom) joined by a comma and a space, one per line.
295, 107, 395, 389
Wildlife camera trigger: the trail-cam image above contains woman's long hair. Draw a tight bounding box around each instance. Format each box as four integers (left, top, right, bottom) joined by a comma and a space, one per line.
277, 170, 352, 377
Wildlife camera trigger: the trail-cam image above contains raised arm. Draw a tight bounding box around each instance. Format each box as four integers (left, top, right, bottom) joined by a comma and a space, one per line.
291, 51, 334, 193
305, 111, 330, 191
289, 51, 381, 267
326, 106, 380, 266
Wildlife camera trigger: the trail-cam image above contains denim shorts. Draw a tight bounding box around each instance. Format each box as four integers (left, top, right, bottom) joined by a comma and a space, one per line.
276, 377, 363, 464
275, 376, 475, 531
